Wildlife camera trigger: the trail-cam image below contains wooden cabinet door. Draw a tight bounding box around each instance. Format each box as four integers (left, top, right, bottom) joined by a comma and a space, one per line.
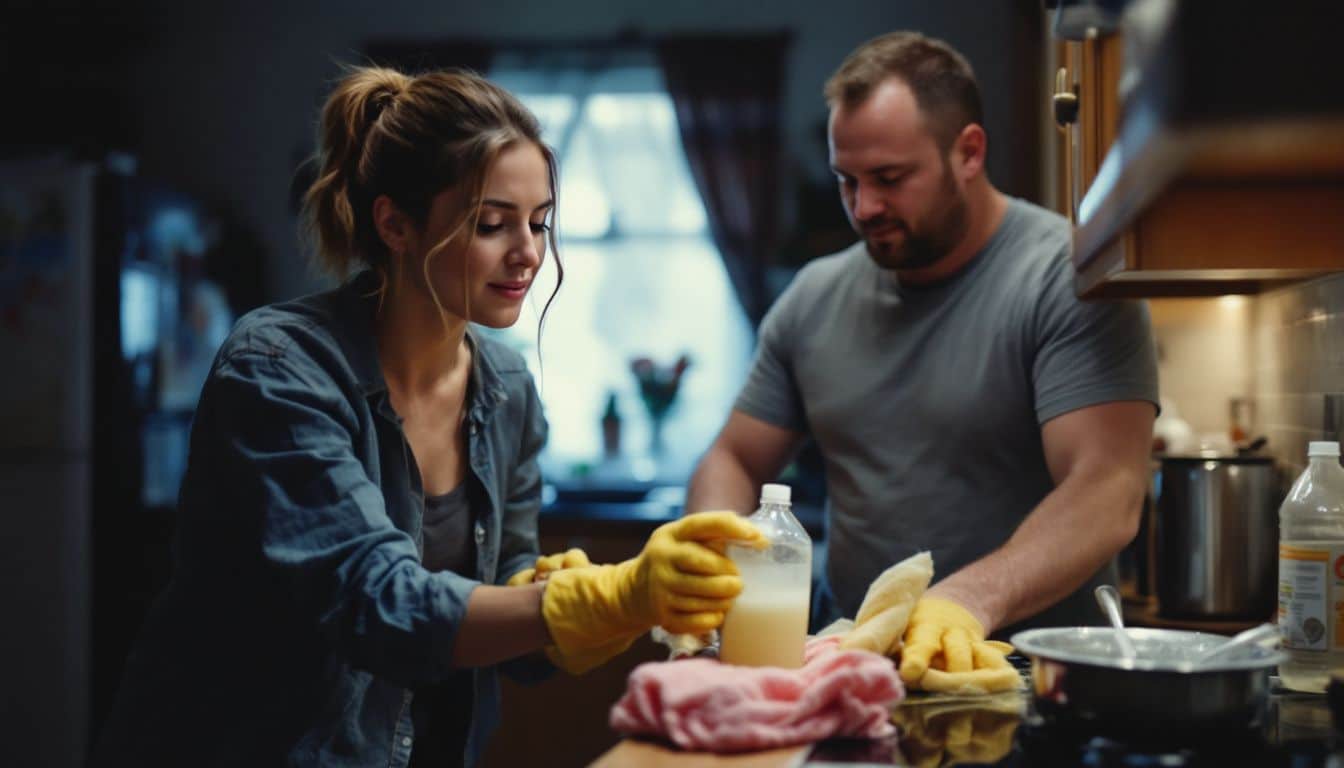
1054, 35, 1123, 223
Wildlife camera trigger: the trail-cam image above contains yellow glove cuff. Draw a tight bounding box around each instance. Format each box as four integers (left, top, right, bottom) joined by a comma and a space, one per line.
543, 631, 640, 675
912, 597, 986, 636
540, 562, 647, 657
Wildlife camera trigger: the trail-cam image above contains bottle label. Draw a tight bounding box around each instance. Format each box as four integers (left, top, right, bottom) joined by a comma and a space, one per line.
1279, 543, 1344, 652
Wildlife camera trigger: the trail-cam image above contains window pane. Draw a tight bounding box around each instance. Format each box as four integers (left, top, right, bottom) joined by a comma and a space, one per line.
492, 236, 753, 484
581, 94, 708, 236
554, 117, 611, 239
519, 94, 577, 144
483, 62, 753, 486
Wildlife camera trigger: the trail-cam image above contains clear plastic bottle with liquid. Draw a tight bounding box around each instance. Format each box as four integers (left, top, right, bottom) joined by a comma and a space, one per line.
719, 483, 812, 668
1278, 441, 1344, 692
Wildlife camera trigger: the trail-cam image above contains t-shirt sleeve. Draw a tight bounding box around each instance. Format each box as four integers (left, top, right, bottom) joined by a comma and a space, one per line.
1031, 251, 1160, 424
734, 274, 809, 433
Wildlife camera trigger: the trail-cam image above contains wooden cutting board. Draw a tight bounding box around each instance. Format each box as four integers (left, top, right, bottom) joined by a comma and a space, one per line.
589, 739, 810, 768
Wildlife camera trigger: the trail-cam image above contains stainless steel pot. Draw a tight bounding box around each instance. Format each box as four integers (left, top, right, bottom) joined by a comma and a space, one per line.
1154, 454, 1279, 619
1012, 627, 1285, 737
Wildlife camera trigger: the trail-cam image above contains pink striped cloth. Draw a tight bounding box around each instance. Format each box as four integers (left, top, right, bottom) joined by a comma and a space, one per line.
609, 636, 903, 752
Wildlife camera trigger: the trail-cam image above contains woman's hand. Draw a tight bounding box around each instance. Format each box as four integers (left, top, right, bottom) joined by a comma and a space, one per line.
506, 548, 593, 586
539, 512, 763, 667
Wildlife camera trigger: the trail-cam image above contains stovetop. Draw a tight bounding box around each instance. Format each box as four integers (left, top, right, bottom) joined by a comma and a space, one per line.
806, 664, 1342, 767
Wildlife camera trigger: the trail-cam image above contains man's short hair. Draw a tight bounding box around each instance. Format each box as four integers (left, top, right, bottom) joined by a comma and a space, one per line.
824, 31, 984, 150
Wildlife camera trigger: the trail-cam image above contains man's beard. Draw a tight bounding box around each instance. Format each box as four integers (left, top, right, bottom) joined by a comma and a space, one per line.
862, 169, 968, 272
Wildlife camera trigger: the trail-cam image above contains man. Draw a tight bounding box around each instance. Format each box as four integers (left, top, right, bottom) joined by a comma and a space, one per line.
686, 31, 1157, 689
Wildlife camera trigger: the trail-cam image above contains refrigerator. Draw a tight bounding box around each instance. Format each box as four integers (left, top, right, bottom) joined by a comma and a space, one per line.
1, 154, 106, 768
0, 154, 236, 766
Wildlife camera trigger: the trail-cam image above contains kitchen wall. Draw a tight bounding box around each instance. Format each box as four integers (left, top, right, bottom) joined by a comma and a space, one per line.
1149, 296, 1255, 439
1150, 272, 1344, 478
121, 0, 1046, 302
1253, 273, 1344, 477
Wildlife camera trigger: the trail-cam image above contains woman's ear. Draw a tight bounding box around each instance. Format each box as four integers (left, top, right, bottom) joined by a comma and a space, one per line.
373, 194, 413, 259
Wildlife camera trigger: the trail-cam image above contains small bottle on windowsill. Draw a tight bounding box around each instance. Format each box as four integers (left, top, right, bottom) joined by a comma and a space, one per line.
601, 391, 622, 459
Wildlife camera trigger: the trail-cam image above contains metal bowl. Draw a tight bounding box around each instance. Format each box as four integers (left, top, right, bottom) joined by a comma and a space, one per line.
1011, 627, 1286, 738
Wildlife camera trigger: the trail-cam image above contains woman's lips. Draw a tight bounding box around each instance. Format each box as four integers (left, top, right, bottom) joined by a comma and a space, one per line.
488, 281, 530, 301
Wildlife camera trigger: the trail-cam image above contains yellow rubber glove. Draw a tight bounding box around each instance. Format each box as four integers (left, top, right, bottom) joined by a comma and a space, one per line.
543, 633, 642, 675
504, 548, 638, 674
541, 512, 764, 664
505, 548, 593, 587
899, 597, 1019, 694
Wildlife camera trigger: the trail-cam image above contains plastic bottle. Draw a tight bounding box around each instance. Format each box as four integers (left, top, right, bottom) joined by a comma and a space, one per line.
1278, 441, 1344, 692
719, 483, 812, 668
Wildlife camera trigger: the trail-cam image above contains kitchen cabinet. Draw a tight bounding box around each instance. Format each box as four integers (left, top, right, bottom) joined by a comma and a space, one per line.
1049, 3, 1344, 298
1052, 35, 1122, 226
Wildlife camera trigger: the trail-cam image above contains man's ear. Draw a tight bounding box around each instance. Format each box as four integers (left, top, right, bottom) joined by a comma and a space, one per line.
373, 194, 414, 258
949, 123, 987, 182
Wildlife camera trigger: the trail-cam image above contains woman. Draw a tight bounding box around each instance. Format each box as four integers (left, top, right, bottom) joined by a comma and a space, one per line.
91, 66, 761, 768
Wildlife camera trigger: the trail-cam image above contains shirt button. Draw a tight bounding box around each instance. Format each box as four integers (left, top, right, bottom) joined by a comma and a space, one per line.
469, 423, 478, 435
474, 524, 486, 545
401, 736, 412, 747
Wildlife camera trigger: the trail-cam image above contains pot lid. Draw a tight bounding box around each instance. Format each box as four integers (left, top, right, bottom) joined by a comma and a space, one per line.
1011, 627, 1285, 672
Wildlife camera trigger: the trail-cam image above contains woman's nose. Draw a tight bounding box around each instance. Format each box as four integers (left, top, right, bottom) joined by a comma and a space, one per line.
511, 229, 543, 268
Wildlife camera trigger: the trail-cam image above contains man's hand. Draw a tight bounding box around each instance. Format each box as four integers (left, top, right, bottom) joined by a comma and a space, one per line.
899, 597, 1019, 694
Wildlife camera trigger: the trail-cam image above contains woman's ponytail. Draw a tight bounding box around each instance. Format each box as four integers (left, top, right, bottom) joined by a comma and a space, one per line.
302, 67, 410, 277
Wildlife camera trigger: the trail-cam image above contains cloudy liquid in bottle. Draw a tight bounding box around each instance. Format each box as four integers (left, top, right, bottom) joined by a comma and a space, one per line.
1279, 442, 1344, 692
719, 484, 812, 668
719, 587, 810, 668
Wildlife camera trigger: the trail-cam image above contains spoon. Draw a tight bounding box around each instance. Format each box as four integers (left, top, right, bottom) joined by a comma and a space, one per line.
1192, 623, 1280, 666
1094, 584, 1138, 662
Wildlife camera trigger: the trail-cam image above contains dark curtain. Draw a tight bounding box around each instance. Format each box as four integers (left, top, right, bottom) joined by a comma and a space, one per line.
656, 33, 790, 327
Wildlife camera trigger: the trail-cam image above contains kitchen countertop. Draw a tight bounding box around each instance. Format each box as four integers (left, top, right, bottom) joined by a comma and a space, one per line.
539, 482, 827, 538
591, 657, 1341, 767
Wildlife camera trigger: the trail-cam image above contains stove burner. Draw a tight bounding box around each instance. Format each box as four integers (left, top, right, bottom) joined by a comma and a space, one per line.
1013, 714, 1301, 767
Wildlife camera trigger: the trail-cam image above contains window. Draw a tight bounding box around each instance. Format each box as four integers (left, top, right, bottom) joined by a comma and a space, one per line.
483, 54, 754, 486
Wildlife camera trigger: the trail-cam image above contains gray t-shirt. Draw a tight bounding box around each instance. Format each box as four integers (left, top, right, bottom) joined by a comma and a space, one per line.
736, 198, 1158, 634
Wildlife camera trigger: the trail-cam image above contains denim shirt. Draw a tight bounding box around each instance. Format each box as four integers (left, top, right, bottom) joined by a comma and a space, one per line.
92, 271, 550, 767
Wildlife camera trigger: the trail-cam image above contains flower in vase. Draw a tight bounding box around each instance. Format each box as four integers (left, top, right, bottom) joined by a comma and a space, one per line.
630, 354, 692, 421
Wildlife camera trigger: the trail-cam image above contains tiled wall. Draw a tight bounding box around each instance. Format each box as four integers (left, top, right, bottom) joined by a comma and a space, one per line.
1148, 272, 1344, 478
1149, 296, 1254, 438
1252, 273, 1344, 478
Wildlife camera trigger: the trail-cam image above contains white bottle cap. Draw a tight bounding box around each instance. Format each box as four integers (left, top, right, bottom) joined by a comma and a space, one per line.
1309, 441, 1341, 457
760, 483, 791, 504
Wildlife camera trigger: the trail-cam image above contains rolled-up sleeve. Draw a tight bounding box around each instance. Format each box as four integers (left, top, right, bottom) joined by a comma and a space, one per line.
495, 375, 547, 585
211, 349, 474, 688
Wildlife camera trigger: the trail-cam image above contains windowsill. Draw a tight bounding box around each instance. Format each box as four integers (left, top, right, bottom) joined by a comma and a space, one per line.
540, 481, 826, 538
